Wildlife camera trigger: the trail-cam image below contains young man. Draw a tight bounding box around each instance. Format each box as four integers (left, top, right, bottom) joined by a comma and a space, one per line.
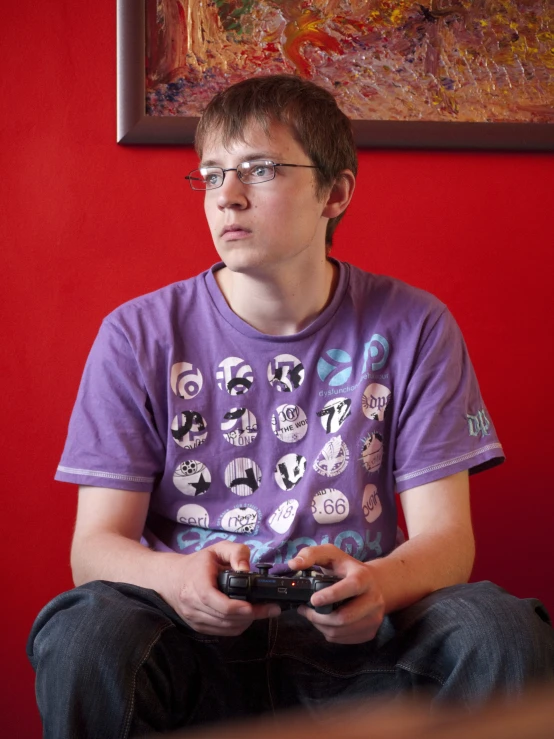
28, 75, 554, 738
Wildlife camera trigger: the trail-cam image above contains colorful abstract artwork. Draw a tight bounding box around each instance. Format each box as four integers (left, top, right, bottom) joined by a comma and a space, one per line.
145, 0, 554, 123
117, 0, 554, 146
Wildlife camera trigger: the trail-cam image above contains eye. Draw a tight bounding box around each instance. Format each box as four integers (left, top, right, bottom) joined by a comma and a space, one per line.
199, 169, 222, 187
205, 171, 221, 186
251, 165, 269, 178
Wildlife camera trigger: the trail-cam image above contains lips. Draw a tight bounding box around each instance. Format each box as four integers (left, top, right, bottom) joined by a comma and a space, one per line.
221, 224, 251, 236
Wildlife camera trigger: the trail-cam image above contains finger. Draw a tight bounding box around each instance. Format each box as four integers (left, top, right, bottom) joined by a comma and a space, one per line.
250, 603, 281, 620
310, 579, 362, 609
320, 615, 381, 644
202, 588, 256, 618
229, 552, 251, 572
298, 608, 379, 644
322, 629, 378, 644
183, 612, 255, 636
204, 586, 282, 621
209, 541, 251, 571
299, 596, 363, 625
288, 544, 345, 572
183, 599, 279, 634
297, 603, 346, 625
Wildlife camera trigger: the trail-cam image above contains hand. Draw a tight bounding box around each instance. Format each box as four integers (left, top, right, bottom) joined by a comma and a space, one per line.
288, 545, 385, 644
161, 542, 281, 636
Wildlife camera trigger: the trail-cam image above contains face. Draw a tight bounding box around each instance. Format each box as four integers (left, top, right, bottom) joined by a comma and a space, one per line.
199, 120, 331, 275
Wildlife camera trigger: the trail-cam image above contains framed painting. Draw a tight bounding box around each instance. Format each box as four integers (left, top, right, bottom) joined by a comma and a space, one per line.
117, 0, 554, 149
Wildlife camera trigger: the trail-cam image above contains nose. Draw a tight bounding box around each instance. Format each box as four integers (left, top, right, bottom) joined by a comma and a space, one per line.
216, 169, 248, 210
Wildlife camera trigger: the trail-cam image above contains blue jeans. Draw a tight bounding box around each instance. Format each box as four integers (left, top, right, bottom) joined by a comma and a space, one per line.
27, 581, 554, 738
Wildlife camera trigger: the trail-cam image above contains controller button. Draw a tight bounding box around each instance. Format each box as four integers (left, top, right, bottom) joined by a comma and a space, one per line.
314, 581, 331, 591
229, 576, 248, 588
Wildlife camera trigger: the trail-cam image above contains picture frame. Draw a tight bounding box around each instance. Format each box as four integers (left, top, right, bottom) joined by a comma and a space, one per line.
117, 0, 554, 150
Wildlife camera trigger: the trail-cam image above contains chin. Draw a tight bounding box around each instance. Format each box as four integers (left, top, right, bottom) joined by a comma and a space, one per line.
216, 246, 271, 274
223, 259, 270, 277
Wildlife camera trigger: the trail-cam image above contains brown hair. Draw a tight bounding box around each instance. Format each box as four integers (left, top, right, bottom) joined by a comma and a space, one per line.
195, 74, 358, 249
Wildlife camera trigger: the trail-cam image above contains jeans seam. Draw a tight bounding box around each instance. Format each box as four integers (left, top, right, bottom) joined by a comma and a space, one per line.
267, 617, 279, 715
272, 651, 446, 685
396, 660, 446, 685
268, 616, 279, 654
120, 622, 175, 739
271, 650, 398, 678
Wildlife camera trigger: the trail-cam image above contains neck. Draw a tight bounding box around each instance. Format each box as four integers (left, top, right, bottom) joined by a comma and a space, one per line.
214, 254, 338, 336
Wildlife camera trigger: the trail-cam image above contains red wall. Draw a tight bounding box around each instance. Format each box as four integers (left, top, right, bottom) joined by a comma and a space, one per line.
1, 3, 553, 736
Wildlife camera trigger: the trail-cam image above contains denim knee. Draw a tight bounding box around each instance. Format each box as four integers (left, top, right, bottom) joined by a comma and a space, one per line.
28, 581, 176, 671
27, 581, 179, 739
429, 581, 552, 667
395, 581, 554, 704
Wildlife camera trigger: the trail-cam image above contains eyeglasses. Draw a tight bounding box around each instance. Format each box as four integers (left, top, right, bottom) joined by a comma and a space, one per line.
185, 159, 321, 191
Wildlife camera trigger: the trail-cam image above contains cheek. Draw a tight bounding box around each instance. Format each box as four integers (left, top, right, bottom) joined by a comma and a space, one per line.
266, 195, 315, 225
204, 200, 219, 231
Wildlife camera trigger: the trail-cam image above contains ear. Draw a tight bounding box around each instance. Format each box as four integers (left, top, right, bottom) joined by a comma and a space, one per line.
321, 170, 356, 219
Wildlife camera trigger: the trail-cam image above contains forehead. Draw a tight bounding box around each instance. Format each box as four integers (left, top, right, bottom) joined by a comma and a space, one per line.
199, 119, 307, 165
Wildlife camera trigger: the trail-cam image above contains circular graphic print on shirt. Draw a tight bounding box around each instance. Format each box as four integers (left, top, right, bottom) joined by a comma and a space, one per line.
313, 436, 350, 478
224, 458, 262, 496
219, 504, 260, 535
274, 453, 307, 491
271, 404, 308, 443
360, 431, 384, 473
317, 397, 352, 434
311, 488, 349, 524
361, 383, 391, 421
173, 460, 211, 496
268, 499, 299, 534
362, 484, 383, 523
176, 503, 210, 529
170, 362, 203, 400
317, 348, 353, 387
267, 354, 305, 392
216, 357, 254, 395
171, 411, 208, 449
221, 408, 258, 447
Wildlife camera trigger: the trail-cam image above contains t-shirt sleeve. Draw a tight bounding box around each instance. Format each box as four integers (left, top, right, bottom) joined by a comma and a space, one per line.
55, 318, 166, 491
393, 306, 504, 493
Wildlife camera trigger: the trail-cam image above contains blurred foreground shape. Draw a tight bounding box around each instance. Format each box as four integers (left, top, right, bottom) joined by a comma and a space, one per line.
158, 687, 554, 739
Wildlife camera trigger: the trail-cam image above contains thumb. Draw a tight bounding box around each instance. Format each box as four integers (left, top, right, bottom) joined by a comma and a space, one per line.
210, 541, 251, 571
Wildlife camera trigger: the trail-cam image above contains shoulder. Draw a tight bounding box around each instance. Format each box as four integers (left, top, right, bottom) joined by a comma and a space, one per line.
345, 262, 448, 328
101, 268, 211, 336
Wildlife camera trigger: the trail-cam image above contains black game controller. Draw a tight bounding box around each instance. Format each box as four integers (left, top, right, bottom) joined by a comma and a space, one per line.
217, 563, 344, 614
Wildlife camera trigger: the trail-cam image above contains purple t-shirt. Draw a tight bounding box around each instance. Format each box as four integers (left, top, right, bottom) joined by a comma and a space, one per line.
56, 261, 504, 571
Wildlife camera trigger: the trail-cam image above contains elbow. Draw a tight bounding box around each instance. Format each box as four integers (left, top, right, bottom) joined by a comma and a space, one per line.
455, 530, 476, 585
70, 535, 93, 587
464, 535, 477, 583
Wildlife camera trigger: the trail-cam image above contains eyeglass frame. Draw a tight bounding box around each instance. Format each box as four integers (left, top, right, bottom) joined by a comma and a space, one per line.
185, 160, 321, 191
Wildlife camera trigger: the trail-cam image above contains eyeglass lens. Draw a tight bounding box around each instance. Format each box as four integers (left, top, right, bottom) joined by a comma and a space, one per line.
188, 160, 276, 190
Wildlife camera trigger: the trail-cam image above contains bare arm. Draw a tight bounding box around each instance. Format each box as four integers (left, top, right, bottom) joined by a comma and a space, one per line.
288, 470, 474, 643
369, 469, 474, 613
71, 486, 160, 588
71, 486, 279, 634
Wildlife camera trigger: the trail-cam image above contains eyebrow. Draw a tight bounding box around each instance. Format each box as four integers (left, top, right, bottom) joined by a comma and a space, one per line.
200, 152, 283, 167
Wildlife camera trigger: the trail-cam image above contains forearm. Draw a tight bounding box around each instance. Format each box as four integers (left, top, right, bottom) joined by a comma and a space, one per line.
71, 531, 182, 591
368, 525, 475, 615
